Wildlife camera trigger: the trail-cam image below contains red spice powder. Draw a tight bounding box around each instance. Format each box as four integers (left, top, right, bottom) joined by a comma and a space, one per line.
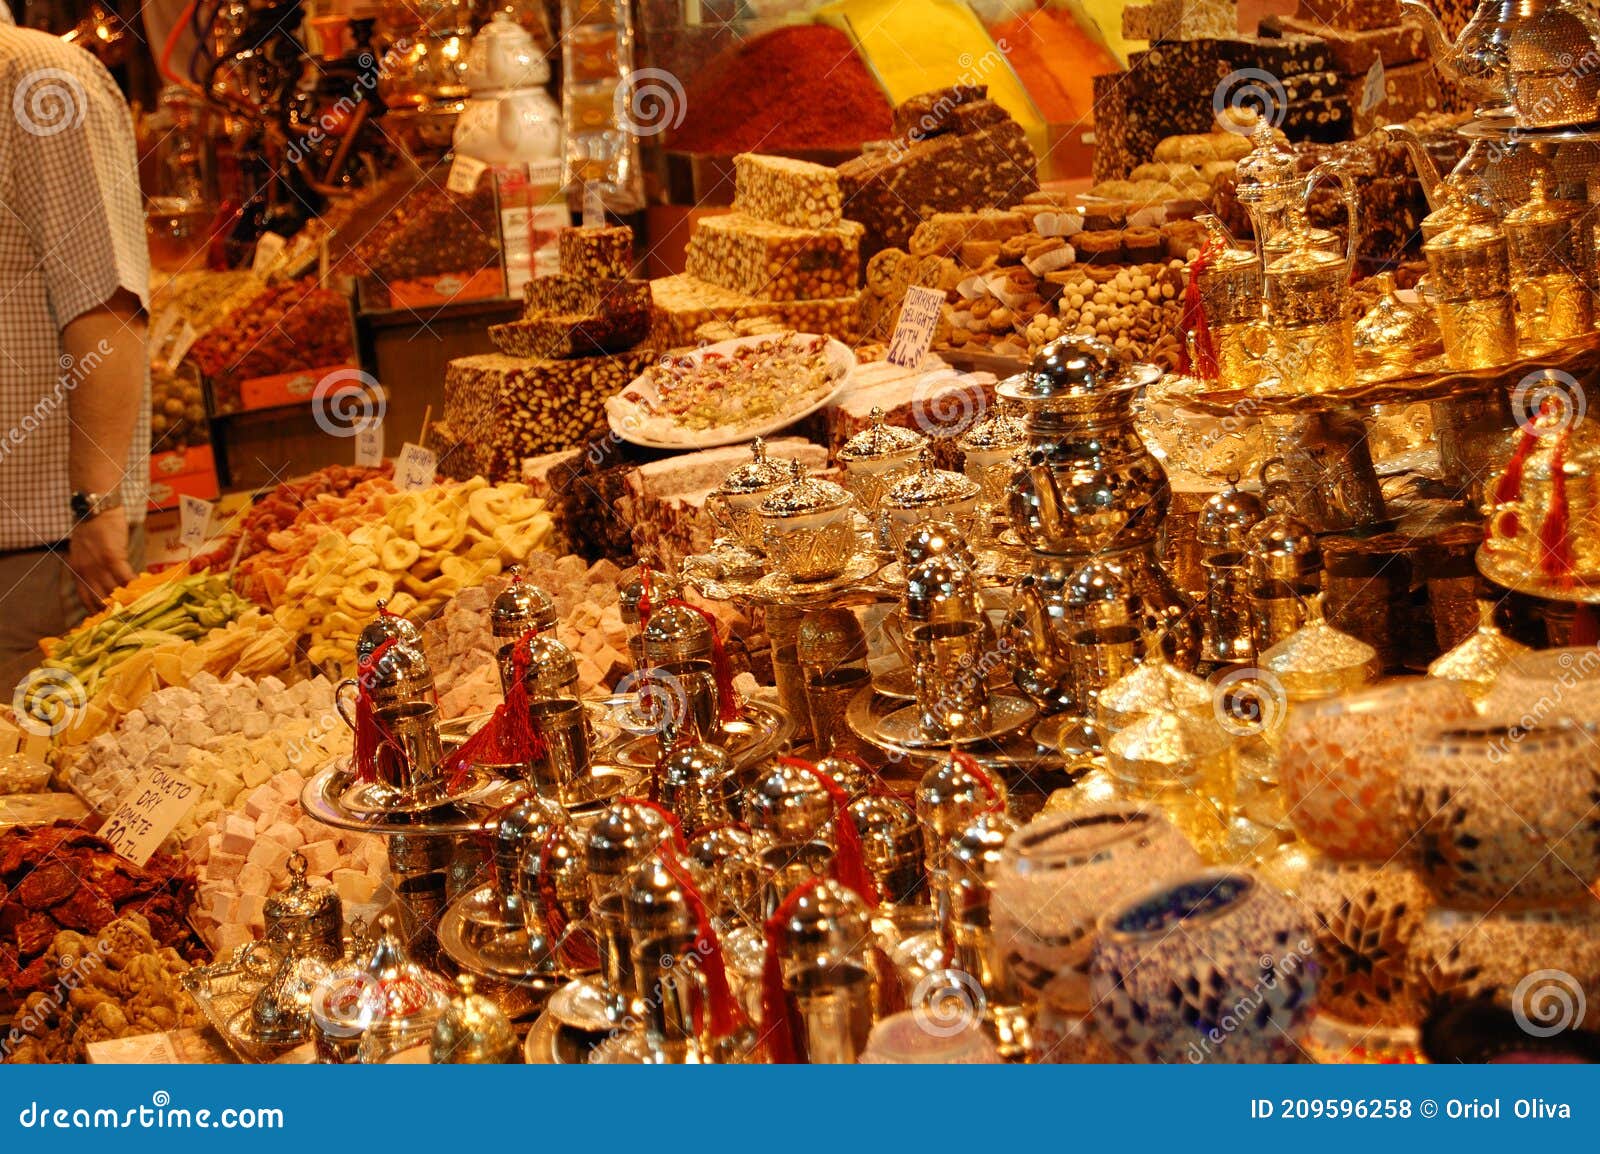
669, 25, 894, 154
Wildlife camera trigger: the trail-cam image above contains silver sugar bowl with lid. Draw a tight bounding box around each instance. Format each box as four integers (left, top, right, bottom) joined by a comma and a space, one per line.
879, 446, 982, 555
491, 569, 557, 696
839, 406, 928, 521
708, 437, 798, 552
758, 460, 859, 583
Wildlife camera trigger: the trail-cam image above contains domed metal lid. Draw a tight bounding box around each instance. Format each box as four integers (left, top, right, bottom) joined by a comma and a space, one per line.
1098, 648, 1213, 733
1427, 601, 1530, 696
746, 760, 835, 841
716, 437, 797, 496
1106, 710, 1231, 771
641, 599, 713, 649
1259, 597, 1377, 699
847, 793, 921, 859
958, 395, 1027, 453
775, 878, 873, 955
839, 407, 927, 463
1503, 167, 1583, 233
882, 447, 981, 511
1423, 211, 1506, 256
625, 855, 697, 937
585, 801, 670, 877
492, 570, 557, 636
948, 811, 1018, 883
813, 756, 870, 799
1000, 334, 1136, 404
430, 974, 518, 1064
1064, 555, 1140, 611
1245, 511, 1322, 578
795, 608, 866, 667
661, 740, 734, 792
263, 851, 341, 930
1234, 121, 1298, 205
758, 459, 853, 519
521, 633, 579, 689
357, 602, 426, 664
620, 559, 680, 625
915, 753, 1006, 837
904, 552, 978, 623
1197, 480, 1266, 549
897, 520, 976, 570
494, 793, 566, 867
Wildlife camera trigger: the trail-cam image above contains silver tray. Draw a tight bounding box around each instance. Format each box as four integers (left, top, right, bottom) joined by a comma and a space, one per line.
300, 760, 514, 836
437, 882, 574, 984
179, 944, 297, 1064
610, 699, 795, 772
874, 691, 1038, 749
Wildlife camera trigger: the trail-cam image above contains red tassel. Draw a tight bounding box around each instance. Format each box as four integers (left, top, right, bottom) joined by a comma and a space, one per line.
951, 751, 1005, 813
1179, 235, 1222, 381
635, 566, 655, 631
779, 756, 880, 906
662, 599, 740, 722
536, 825, 599, 972
442, 632, 548, 789
760, 878, 824, 1064
1538, 423, 1575, 584
1495, 424, 1542, 508
655, 844, 747, 1041
353, 637, 397, 783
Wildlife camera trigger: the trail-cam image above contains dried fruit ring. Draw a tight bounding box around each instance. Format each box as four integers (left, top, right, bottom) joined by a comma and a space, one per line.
339, 570, 396, 615
380, 538, 422, 570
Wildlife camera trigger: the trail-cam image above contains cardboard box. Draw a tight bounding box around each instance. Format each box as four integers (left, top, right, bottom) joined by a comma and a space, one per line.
147, 445, 219, 512
237, 363, 360, 411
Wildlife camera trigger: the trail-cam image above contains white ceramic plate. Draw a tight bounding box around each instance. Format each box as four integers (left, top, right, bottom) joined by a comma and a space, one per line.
605, 332, 855, 450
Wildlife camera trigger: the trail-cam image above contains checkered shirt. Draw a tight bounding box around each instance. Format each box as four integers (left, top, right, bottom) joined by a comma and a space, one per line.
0, 8, 150, 550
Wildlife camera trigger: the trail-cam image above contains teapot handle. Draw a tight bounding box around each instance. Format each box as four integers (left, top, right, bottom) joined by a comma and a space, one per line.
1303, 161, 1361, 273
334, 678, 361, 732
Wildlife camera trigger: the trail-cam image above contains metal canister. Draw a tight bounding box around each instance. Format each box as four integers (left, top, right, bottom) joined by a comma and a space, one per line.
746, 760, 837, 850
490, 793, 566, 926
263, 851, 344, 963
1244, 504, 1323, 654
625, 856, 707, 1063
1424, 206, 1518, 370
658, 740, 739, 834
519, 633, 580, 703
765, 879, 879, 1063
620, 562, 680, 668
585, 802, 672, 1023
641, 600, 715, 666
915, 755, 1007, 945
1197, 479, 1266, 662
847, 793, 926, 909
491, 574, 557, 697
515, 822, 588, 972
686, 825, 762, 928
948, 811, 1027, 1057
796, 609, 870, 756
1503, 169, 1592, 341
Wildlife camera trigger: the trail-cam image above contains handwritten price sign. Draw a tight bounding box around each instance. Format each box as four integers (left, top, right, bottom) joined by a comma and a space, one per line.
886, 285, 946, 369
100, 767, 199, 867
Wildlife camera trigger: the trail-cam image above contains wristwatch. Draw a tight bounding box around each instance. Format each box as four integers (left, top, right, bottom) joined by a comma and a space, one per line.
70, 487, 123, 521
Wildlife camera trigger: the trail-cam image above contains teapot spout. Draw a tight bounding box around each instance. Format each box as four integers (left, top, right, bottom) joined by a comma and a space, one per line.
1028, 457, 1068, 540
1009, 578, 1068, 675
1399, 1, 1458, 78
1399, 0, 1507, 101
1381, 123, 1446, 210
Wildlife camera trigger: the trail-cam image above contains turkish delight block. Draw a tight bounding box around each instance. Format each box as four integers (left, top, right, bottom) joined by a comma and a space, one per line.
488, 304, 652, 358
1216, 33, 1335, 77
557, 225, 634, 279
521, 273, 652, 321
733, 153, 844, 230
1266, 15, 1426, 73
649, 274, 862, 348
1122, 0, 1236, 43
1295, 0, 1402, 32
908, 210, 1032, 257
685, 212, 864, 302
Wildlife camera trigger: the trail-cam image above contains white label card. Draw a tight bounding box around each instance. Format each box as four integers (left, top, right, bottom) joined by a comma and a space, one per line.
251, 231, 287, 275
355, 419, 385, 467
178, 494, 214, 551
1360, 58, 1387, 115
448, 154, 489, 194
886, 285, 947, 369
583, 183, 606, 228
100, 767, 200, 867
395, 442, 437, 491
528, 159, 564, 186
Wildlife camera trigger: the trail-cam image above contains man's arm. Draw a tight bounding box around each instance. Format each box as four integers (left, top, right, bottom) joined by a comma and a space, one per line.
64, 290, 145, 607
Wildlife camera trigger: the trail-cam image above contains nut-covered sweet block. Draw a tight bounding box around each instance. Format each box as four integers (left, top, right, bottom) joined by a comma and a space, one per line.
488, 305, 652, 358
838, 116, 1038, 260
649, 273, 862, 348
733, 153, 843, 229
1295, 0, 1402, 31
1122, 0, 1236, 43
1340, 60, 1447, 134
1280, 82, 1354, 143
685, 211, 864, 302
908, 210, 1032, 256
892, 84, 989, 139
1092, 73, 1135, 183
557, 225, 634, 279
442, 349, 657, 475
1265, 15, 1426, 73
1217, 33, 1335, 77
522, 273, 652, 321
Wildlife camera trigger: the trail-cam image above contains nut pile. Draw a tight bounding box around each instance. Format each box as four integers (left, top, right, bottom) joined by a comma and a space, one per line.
1022, 261, 1188, 367
0, 823, 198, 1003
189, 279, 353, 414
3, 913, 205, 1063
150, 365, 208, 451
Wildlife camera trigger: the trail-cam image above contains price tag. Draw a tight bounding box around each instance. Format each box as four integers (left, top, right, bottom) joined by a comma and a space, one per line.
886, 285, 946, 369
355, 418, 385, 467
251, 231, 287, 275
448, 154, 489, 194
583, 183, 606, 228
528, 159, 564, 186
99, 767, 200, 867
395, 441, 437, 491
167, 321, 198, 367
178, 494, 214, 552
1360, 58, 1387, 115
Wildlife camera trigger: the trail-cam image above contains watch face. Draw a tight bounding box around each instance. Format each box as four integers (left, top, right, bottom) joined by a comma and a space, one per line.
70, 493, 91, 519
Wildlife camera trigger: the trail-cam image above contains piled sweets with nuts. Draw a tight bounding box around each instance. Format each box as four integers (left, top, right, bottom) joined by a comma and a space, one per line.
1022, 263, 1188, 365
0, 823, 199, 1005
838, 85, 1039, 261
63, 672, 349, 844
436, 225, 656, 478
185, 766, 385, 952
188, 278, 354, 414
826, 355, 998, 455
347, 181, 502, 309
4, 913, 205, 1063
653, 155, 865, 348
